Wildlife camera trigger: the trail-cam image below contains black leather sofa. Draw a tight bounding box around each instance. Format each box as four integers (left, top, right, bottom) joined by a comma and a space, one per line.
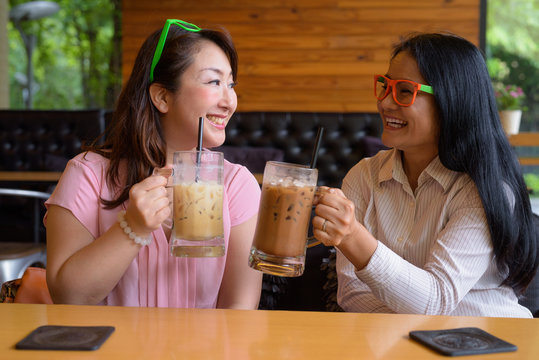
1, 109, 386, 311
0, 109, 106, 244
218, 111, 384, 188
2, 109, 536, 315
0, 109, 106, 173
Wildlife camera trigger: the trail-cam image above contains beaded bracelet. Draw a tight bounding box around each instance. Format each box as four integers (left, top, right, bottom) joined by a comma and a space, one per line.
117, 210, 152, 246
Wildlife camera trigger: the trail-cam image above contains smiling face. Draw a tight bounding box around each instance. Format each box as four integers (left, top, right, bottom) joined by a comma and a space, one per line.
378, 51, 440, 162
159, 39, 237, 152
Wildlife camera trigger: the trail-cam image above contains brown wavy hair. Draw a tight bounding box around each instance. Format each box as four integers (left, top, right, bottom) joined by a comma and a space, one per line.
84, 23, 238, 209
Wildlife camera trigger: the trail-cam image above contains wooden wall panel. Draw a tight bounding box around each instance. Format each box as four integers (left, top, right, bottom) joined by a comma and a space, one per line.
122, 0, 481, 112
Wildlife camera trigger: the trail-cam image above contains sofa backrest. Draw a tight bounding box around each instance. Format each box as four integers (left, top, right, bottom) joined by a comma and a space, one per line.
1, 109, 386, 186
0, 109, 106, 172
220, 112, 385, 188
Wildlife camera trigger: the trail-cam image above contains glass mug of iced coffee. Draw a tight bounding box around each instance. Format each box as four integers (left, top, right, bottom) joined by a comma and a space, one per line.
249, 161, 318, 277
169, 150, 225, 257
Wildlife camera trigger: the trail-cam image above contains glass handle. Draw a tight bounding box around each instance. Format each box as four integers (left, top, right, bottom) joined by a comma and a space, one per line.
306, 236, 321, 248
153, 167, 174, 177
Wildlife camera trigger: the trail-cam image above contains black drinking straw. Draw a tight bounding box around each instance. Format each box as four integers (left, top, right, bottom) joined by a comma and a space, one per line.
196, 117, 204, 181
309, 126, 324, 169
196, 117, 204, 155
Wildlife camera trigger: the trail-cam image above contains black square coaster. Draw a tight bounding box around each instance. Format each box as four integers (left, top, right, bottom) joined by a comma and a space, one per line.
409, 327, 517, 356
16, 325, 115, 351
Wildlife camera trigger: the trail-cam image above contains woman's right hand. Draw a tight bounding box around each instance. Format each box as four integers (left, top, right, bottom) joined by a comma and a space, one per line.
312, 186, 378, 270
124, 173, 171, 237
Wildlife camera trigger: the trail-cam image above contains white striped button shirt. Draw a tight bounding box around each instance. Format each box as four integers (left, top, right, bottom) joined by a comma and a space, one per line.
337, 148, 532, 318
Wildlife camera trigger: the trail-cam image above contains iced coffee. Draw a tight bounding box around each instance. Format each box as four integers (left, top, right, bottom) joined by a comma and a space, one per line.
249, 161, 318, 277
173, 182, 223, 240
253, 183, 315, 257
170, 150, 225, 257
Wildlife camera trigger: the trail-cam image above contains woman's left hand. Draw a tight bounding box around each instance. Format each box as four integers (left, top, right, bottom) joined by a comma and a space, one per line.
312, 187, 359, 247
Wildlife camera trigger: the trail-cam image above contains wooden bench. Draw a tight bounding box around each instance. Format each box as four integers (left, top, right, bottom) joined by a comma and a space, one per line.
509, 132, 539, 166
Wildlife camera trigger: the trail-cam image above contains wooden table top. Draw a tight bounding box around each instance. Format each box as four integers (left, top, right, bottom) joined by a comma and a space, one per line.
1, 304, 537, 359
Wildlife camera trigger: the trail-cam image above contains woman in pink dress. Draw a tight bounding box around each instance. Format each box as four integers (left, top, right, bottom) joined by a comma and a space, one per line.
45, 19, 262, 308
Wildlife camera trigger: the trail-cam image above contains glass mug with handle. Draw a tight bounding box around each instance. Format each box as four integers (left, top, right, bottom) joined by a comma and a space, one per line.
157, 150, 225, 257
248, 161, 320, 277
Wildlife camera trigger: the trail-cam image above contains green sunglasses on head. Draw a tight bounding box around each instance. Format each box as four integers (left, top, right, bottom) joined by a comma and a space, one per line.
149, 19, 202, 82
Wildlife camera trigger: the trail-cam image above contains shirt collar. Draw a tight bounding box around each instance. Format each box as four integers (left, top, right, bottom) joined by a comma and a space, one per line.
379, 149, 406, 185
378, 148, 459, 193
421, 156, 459, 193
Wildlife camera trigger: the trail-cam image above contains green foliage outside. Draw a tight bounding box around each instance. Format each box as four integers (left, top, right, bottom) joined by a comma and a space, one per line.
486, 0, 539, 132
487, 0, 539, 203
524, 174, 539, 197
8, 0, 121, 110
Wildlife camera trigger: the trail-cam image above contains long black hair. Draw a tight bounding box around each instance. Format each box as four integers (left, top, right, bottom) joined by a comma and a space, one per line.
392, 33, 537, 294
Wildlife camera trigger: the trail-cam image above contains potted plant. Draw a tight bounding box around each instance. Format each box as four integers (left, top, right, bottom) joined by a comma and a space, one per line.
494, 83, 526, 135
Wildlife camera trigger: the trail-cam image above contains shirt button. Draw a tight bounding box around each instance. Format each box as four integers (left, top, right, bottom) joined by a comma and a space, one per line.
409, 201, 414, 207
397, 236, 404, 242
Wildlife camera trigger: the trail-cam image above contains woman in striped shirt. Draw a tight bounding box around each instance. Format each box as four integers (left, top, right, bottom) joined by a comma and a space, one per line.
313, 33, 537, 317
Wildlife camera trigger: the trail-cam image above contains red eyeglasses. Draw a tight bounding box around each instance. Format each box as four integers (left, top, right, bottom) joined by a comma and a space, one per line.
374, 74, 434, 107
